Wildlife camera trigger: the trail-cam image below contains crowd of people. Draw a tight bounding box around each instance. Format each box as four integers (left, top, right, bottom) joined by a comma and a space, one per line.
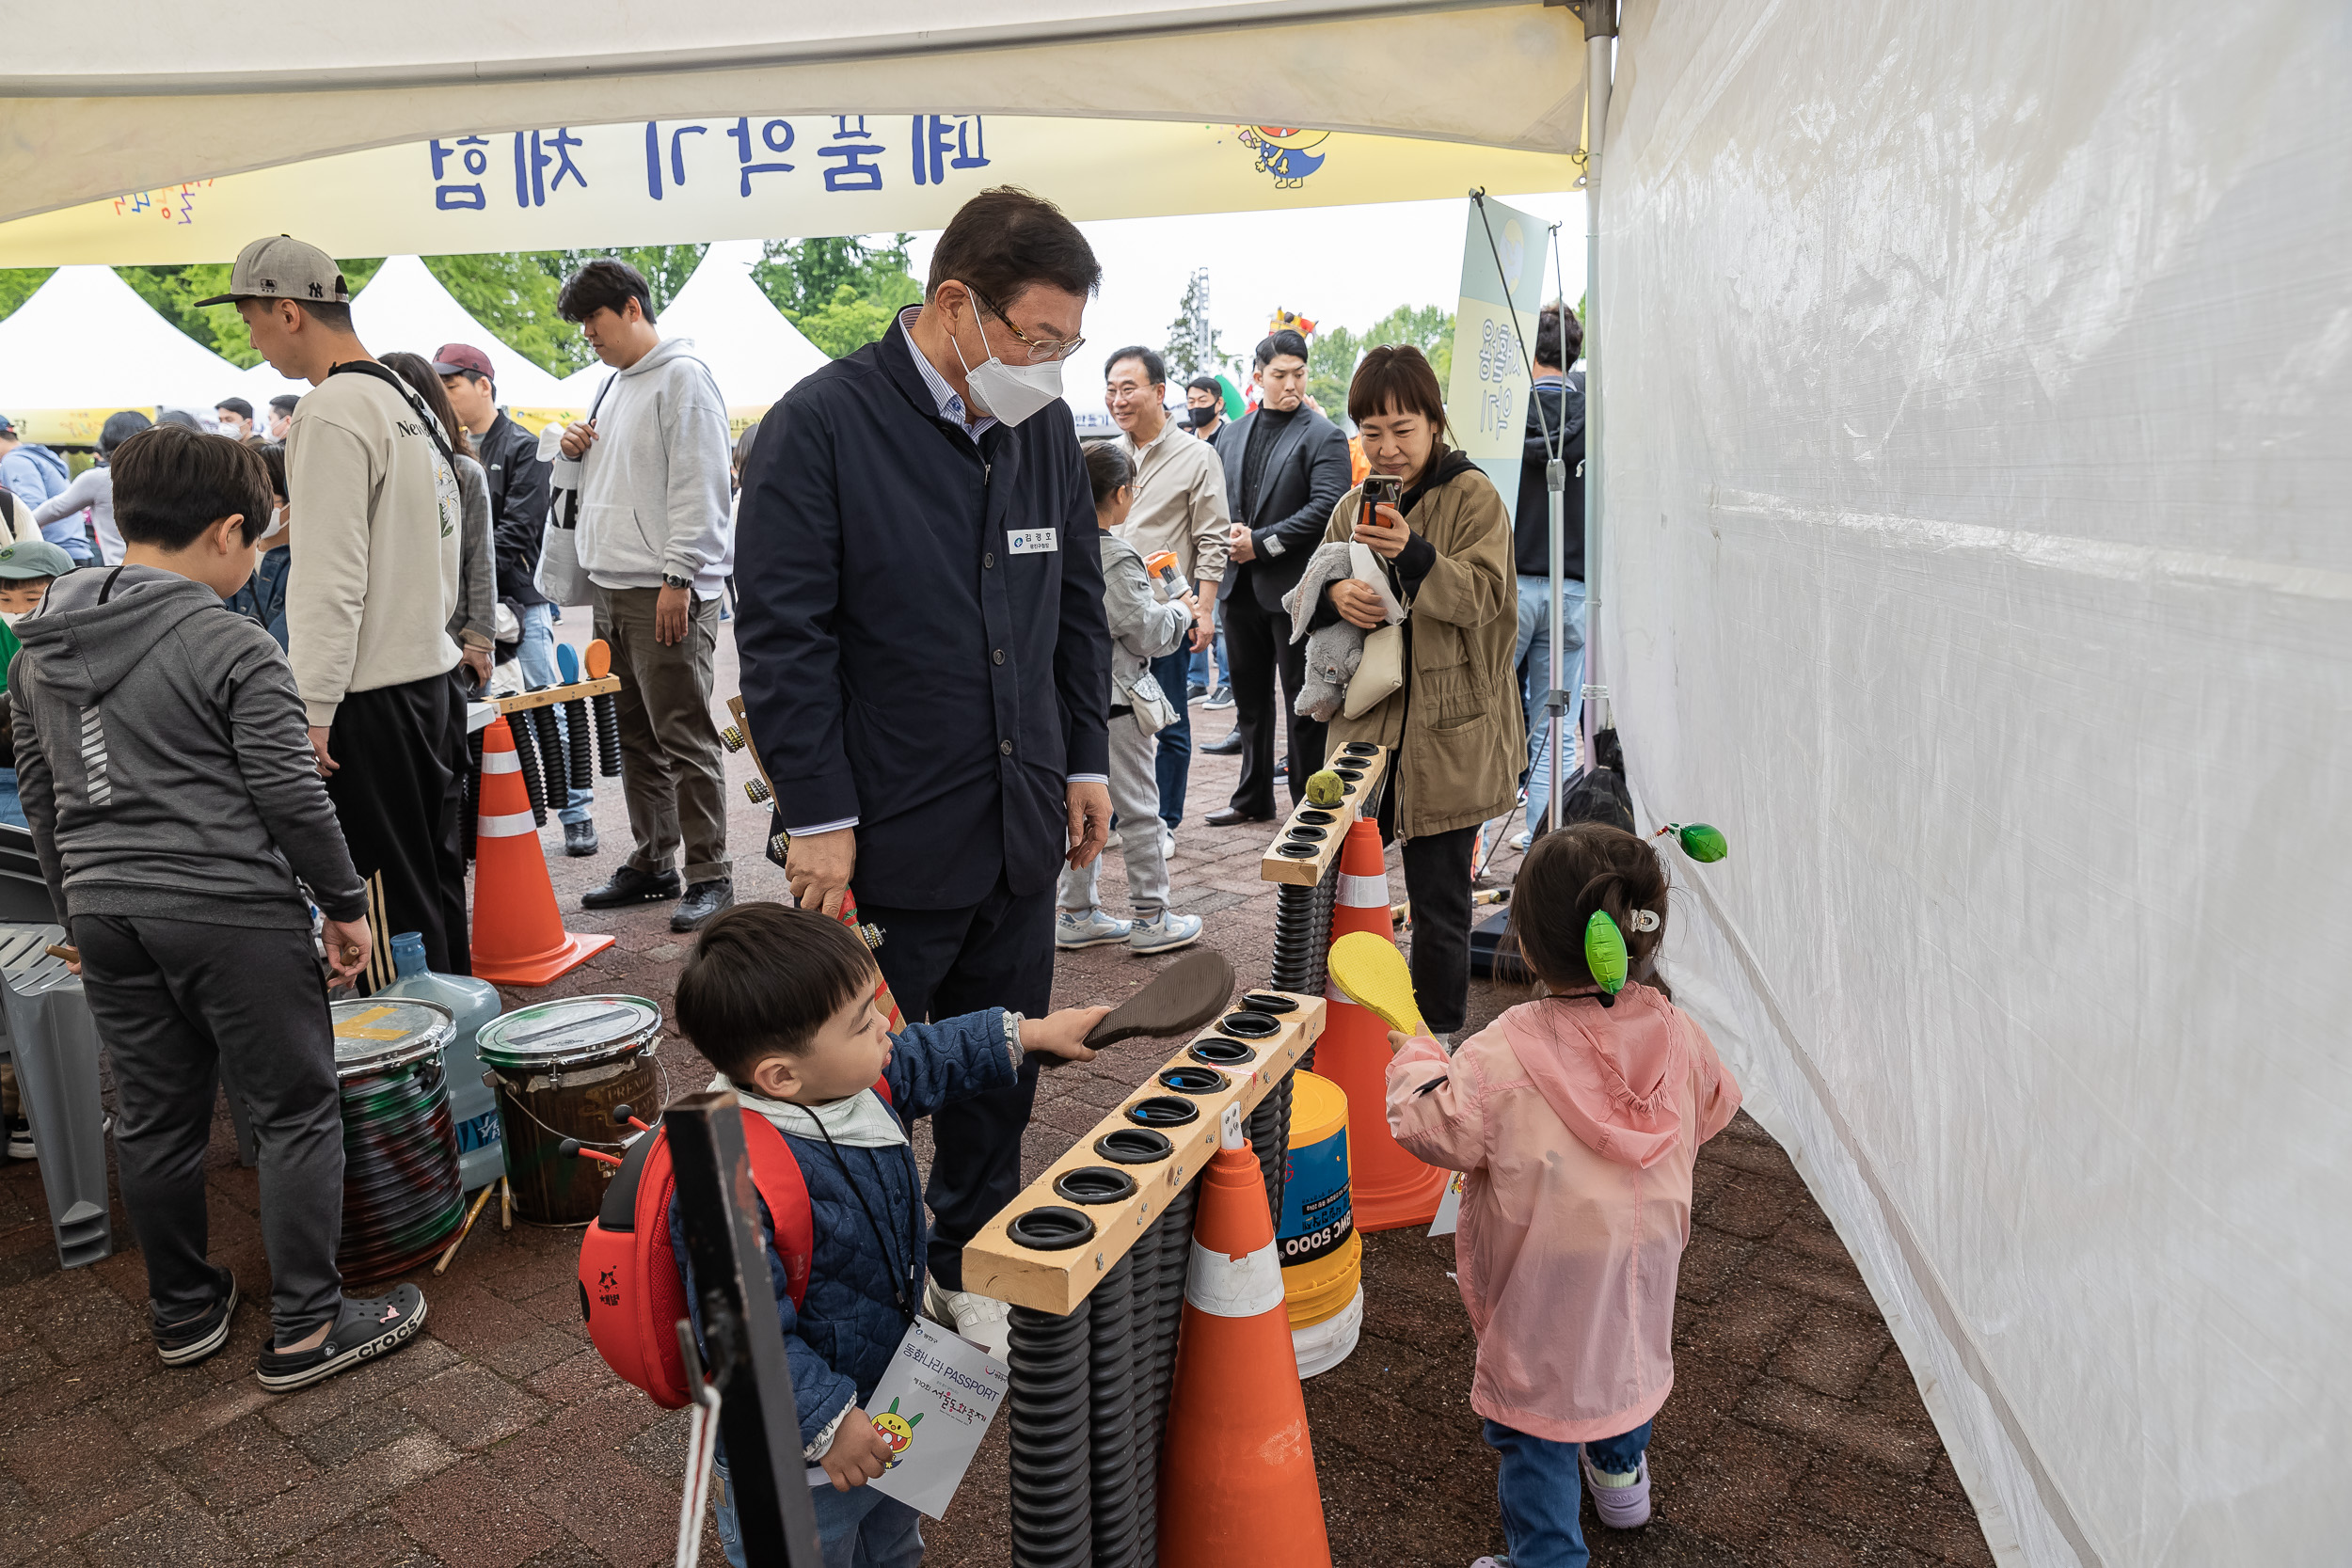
0, 187, 1705, 1568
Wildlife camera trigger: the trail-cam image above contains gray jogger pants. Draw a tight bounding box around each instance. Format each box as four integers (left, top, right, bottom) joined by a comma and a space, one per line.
1057, 709, 1171, 920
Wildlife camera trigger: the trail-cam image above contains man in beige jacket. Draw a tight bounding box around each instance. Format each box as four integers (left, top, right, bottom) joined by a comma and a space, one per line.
205, 235, 471, 984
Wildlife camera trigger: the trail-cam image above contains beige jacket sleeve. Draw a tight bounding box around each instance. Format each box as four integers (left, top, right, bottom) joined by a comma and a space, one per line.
1406, 481, 1515, 631
284, 415, 374, 727
1189, 449, 1232, 584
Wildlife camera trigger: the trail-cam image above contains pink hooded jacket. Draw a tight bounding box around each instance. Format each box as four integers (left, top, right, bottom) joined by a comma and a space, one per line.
1387, 984, 1740, 1441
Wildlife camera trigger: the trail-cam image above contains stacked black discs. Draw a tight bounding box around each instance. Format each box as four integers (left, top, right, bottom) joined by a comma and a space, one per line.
330, 999, 464, 1283
565, 697, 595, 790
593, 691, 623, 776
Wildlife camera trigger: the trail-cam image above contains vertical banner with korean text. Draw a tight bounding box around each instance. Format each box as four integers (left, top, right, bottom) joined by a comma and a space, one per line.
1443, 196, 1550, 506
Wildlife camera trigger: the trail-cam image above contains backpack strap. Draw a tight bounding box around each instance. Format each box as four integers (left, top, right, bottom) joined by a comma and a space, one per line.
739, 1111, 816, 1309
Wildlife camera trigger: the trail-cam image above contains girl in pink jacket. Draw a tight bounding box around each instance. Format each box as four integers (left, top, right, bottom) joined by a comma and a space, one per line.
1387, 822, 1740, 1568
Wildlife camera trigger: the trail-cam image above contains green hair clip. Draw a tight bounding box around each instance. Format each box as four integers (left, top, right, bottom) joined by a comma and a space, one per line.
1656, 822, 1728, 863
1585, 910, 1629, 994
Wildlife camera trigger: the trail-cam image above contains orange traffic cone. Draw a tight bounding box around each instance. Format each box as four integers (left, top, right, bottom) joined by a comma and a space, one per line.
470, 716, 614, 985
1159, 1106, 1332, 1568
1316, 819, 1447, 1229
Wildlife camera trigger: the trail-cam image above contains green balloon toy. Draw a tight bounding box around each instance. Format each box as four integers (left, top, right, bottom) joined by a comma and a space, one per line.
1584, 910, 1629, 994
1305, 769, 1347, 808
1664, 822, 1728, 863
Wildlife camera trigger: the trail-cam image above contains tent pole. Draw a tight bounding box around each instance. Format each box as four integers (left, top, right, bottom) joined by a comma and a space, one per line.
1577, 0, 1615, 783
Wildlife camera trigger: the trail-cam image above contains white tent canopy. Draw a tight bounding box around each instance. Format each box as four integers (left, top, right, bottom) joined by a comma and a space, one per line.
557, 244, 828, 419
344, 257, 575, 408
0, 265, 259, 439
0, 2, 1586, 224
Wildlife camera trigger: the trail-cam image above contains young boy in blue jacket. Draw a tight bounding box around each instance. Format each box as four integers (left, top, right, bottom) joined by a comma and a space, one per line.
673, 901, 1109, 1567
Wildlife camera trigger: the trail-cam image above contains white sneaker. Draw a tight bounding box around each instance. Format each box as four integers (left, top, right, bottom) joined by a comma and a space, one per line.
1057, 909, 1133, 950
925, 1280, 1013, 1358
1161, 826, 1178, 858
1129, 911, 1203, 955
1510, 829, 1533, 851
1104, 828, 1123, 850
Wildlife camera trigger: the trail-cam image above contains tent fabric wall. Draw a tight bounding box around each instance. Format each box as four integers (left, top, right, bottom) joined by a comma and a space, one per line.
0, 2, 1584, 223
0, 265, 258, 442
1603, 3, 2350, 1565
555, 243, 830, 423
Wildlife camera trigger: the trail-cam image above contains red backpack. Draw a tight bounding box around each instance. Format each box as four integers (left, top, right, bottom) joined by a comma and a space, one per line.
577, 1078, 892, 1409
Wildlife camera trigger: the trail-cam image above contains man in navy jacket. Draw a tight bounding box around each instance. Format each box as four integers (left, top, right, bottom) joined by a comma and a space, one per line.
735, 188, 1113, 1354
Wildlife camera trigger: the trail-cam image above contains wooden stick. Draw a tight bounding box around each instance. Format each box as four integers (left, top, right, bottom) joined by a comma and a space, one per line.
499, 1175, 512, 1231
434, 1183, 498, 1275
491, 675, 620, 715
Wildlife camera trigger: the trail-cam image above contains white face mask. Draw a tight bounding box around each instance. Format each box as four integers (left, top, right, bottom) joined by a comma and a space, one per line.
0, 612, 19, 629
258, 505, 286, 543
949, 294, 1065, 428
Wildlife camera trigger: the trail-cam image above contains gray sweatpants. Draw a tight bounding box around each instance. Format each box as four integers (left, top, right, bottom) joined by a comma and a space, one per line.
1057, 709, 1171, 920
74, 913, 345, 1336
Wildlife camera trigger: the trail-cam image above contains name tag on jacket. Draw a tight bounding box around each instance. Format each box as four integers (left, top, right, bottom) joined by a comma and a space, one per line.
1006, 528, 1057, 556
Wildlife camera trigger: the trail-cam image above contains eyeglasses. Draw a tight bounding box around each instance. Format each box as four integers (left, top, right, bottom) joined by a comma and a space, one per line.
967, 284, 1086, 365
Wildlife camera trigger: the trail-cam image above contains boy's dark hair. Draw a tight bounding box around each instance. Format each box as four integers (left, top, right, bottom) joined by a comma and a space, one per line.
110, 425, 277, 549
675, 902, 880, 1082
380, 351, 476, 461
247, 438, 288, 507
558, 258, 658, 325
1534, 303, 1582, 370
926, 186, 1101, 308
1104, 345, 1166, 387
1254, 329, 1310, 371
1347, 344, 1450, 436
1083, 441, 1134, 509
268, 393, 300, 417
98, 409, 151, 456
1507, 823, 1670, 991
215, 396, 254, 420
1186, 374, 1223, 399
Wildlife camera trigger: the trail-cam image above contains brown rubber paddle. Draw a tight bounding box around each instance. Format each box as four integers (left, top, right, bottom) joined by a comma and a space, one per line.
1081, 948, 1238, 1049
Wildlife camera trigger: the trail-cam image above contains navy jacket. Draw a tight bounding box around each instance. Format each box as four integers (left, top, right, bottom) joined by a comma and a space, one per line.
1212, 406, 1352, 611
676, 1008, 1017, 1450
734, 326, 1112, 909
1513, 374, 1586, 580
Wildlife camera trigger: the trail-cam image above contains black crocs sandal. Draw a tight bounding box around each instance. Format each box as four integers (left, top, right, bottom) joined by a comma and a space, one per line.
255, 1282, 428, 1392
155, 1266, 238, 1367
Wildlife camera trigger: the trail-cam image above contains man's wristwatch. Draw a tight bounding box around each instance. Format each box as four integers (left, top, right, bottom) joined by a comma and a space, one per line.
660, 573, 692, 590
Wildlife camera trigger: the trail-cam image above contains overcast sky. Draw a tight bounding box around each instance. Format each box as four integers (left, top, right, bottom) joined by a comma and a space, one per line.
704, 187, 1587, 396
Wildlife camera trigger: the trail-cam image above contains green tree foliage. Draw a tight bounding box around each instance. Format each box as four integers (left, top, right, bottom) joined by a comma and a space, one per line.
1302, 304, 1458, 425
753, 236, 923, 359
421, 255, 585, 374
109, 259, 384, 368
1162, 271, 1226, 385
0, 269, 56, 323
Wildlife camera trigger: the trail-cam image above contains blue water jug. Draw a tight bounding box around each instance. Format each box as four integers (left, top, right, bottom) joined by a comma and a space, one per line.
377, 930, 506, 1191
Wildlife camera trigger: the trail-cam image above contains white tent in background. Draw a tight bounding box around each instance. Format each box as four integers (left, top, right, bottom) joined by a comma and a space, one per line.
0, 265, 258, 443
344, 256, 576, 410
556, 243, 829, 424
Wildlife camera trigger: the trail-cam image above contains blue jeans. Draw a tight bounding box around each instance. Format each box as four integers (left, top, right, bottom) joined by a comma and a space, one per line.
1484, 1418, 1652, 1568
713, 1463, 925, 1568
1150, 647, 1192, 830
0, 768, 23, 830
1514, 575, 1587, 832
516, 601, 596, 825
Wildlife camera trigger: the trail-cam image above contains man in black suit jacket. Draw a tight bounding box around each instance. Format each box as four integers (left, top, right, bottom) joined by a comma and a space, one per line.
735, 190, 1115, 1354
1203, 331, 1352, 823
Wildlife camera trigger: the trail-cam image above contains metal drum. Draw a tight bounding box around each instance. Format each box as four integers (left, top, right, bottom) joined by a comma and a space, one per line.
330, 998, 464, 1283
477, 994, 662, 1226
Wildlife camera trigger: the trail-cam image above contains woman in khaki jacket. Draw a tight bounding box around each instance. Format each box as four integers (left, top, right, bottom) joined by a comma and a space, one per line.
1307, 346, 1523, 1036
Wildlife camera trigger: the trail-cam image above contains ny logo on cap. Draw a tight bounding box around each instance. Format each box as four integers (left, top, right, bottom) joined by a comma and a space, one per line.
309, 283, 324, 298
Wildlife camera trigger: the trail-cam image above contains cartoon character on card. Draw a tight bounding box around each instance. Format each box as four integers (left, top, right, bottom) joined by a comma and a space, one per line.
872, 1400, 923, 1468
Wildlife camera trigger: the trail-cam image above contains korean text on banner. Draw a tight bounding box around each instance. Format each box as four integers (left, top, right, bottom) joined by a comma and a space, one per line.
1443, 196, 1549, 507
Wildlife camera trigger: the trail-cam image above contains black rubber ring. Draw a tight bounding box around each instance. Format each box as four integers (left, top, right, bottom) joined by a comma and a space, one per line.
1285, 827, 1327, 842
1343, 741, 1379, 756
1219, 1010, 1279, 1037
1190, 1037, 1258, 1067
1240, 992, 1298, 1014
1156, 1066, 1225, 1095
1296, 809, 1337, 825
1126, 1096, 1200, 1128
1052, 1166, 1139, 1205
1276, 844, 1317, 858
1009, 1205, 1097, 1251
1093, 1128, 1174, 1164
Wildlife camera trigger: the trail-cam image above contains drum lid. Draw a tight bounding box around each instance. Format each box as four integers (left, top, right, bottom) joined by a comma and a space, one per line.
330, 998, 456, 1079
477, 994, 661, 1071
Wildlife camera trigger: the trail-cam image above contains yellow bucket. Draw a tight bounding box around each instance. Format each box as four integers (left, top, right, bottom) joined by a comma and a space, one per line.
1278, 1072, 1361, 1334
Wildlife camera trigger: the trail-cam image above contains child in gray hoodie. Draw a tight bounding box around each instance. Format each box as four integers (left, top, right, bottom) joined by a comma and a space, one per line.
10, 425, 431, 1391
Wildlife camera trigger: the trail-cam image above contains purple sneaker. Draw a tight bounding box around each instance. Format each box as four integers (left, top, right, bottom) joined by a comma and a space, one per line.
1580, 1450, 1651, 1528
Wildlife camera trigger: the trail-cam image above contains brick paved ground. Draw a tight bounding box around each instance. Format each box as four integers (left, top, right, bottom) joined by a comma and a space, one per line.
0, 625, 1991, 1567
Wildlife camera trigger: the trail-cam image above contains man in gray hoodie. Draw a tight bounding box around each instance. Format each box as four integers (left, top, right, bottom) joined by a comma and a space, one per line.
10, 424, 429, 1391
553, 259, 735, 931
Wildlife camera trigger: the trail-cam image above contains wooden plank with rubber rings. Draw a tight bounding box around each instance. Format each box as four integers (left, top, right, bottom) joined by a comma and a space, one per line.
1259, 743, 1391, 887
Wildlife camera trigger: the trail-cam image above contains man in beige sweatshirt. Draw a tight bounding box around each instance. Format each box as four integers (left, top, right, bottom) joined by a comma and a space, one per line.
203, 235, 471, 984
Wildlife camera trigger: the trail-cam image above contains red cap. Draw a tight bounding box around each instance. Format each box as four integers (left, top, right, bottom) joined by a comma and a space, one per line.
431, 342, 494, 380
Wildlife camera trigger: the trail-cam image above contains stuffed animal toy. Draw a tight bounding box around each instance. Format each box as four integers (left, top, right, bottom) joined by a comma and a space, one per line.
1282, 541, 1367, 722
